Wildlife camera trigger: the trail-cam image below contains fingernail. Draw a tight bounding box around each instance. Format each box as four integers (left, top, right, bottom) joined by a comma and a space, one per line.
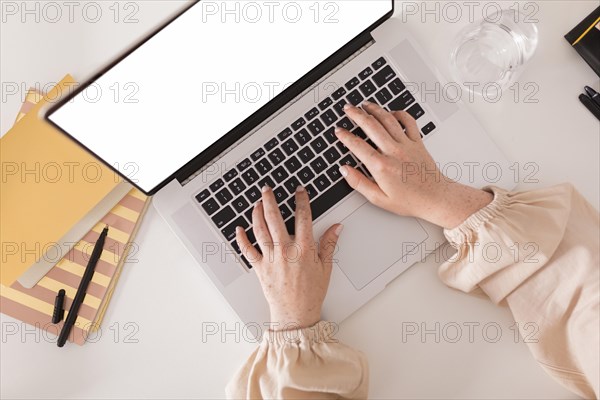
334, 127, 344, 135
254, 200, 262, 208
296, 186, 305, 193
343, 103, 352, 110
236, 226, 244, 234
362, 100, 372, 107
335, 224, 344, 236
339, 166, 348, 177
261, 185, 270, 193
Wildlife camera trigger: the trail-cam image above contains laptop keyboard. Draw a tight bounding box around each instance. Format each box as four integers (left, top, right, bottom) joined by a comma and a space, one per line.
194, 56, 436, 267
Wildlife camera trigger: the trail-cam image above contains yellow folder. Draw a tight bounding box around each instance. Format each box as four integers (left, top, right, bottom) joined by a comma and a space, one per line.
1, 76, 131, 288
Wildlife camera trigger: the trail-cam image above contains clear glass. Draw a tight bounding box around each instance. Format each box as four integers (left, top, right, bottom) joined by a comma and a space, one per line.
450, 8, 538, 96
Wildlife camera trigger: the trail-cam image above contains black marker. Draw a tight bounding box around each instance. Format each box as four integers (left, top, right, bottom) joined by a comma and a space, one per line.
57, 226, 108, 347
584, 86, 600, 109
52, 289, 65, 324
579, 93, 600, 121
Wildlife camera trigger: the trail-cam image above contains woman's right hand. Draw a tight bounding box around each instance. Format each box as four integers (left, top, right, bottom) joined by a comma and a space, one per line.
335, 102, 493, 230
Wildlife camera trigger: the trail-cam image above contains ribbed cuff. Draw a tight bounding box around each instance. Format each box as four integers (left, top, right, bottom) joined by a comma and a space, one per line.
264, 321, 339, 346
444, 185, 511, 245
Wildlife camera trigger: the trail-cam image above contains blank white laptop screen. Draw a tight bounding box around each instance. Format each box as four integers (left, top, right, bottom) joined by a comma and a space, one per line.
48, 1, 392, 193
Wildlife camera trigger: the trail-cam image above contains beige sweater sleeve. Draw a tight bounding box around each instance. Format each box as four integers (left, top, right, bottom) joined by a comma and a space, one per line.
227, 183, 598, 399
440, 183, 599, 399
225, 321, 369, 399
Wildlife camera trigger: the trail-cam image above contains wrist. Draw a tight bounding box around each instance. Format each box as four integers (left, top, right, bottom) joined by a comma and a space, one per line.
269, 309, 321, 331
422, 181, 493, 230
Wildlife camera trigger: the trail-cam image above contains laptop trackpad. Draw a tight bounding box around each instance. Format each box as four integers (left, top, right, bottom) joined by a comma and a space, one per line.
336, 202, 428, 290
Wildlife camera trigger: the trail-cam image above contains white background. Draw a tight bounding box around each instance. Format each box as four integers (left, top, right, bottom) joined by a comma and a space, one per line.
1, 1, 599, 398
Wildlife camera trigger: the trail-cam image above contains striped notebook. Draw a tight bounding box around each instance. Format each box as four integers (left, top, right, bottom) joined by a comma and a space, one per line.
0, 87, 150, 345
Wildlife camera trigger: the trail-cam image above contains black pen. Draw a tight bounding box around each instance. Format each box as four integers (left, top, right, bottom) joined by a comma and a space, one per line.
57, 226, 109, 347
584, 86, 600, 108
579, 93, 600, 121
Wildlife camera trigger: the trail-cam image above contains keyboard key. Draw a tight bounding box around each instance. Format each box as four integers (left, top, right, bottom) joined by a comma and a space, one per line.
422, 122, 436, 136
314, 174, 332, 191
332, 87, 347, 100
210, 179, 225, 192
306, 184, 318, 199
359, 80, 377, 97
229, 178, 246, 195
284, 176, 301, 193
230, 240, 241, 254
320, 109, 337, 127
372, 57, 387, 70
323, 127, 337, 144
245, 228, 257, 244
323, 147, 341, 163
272, 166, 289, 183
310, 137, 328, 154
292, 117, 306, 131
373, 65, 396, 87
298, 147, 316, 163
284, 156, 302, 174
237, 158, 252, 172
406, 103, 425, 120
359, 67, 373, 80
388, 91, 415, 111
375, 87, 393, 104
327, 165, 342, 182
340, 154, 358, 168
347, 89, 364, 106
310, 179, 354, 221
258, 176, 275, 189
241, 168, 259, 185
251, 148, 266, 161
223, 169, 238, 182
287, 195, 298, 212
294, 128, 311, 145
280, 204, 292, 220
245, 186, 261, 203
298, 166, 315, 184
282, 139, 299, 156
201, 198, 220, 215
307, 119, 325, 136
232, 196, 250, 213
273, 187, 288, 203
326, 165, 343, 182
195, 189, 210, 203
352, 127, 367, 140
212, 206, 236, 229
336, 141, 349, 154
337, 117, 354, 131
216, 188, 234, 205
268, 148, 286, 166
255, 159, 272, 175
333, 99, 348, 117
285, 216, 296, 234
310, 156, 327, 174
277, 128, 293, 141
305, 107, 320, 121
318, 97, 333, 110
265, 138, 279, 151
244, 207, 254, 223
389, 78, 406, 95
366, 138, 377, 149
345, 77, 360, 90
221, 216, 249, 242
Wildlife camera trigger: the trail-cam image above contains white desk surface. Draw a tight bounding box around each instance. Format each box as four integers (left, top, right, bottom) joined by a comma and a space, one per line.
1, 1, 599, 398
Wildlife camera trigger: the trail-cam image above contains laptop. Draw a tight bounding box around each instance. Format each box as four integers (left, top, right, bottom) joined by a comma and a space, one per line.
46, 1, 515, 331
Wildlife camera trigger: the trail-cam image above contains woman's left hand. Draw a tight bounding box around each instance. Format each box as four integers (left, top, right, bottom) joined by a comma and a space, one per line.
235, 185, 343, 330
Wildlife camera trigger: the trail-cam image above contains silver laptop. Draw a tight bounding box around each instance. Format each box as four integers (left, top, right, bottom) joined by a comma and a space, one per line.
46, 1, 515, 329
